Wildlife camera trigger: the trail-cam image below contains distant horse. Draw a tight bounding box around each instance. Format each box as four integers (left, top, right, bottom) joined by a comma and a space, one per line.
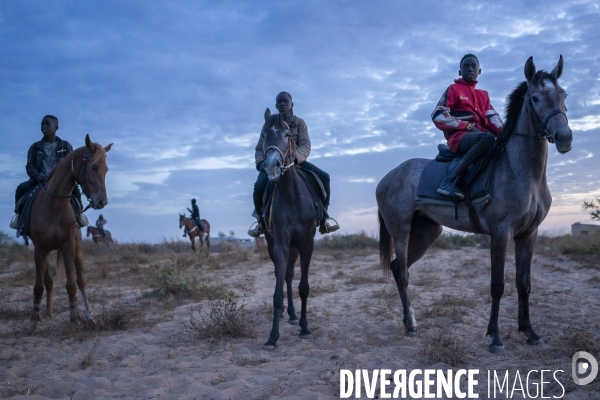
377, 56, 572, 354
28, 134, 112, 333
179, 215, 210, 253
86, 226, 113, 245
260, 109, 318, 349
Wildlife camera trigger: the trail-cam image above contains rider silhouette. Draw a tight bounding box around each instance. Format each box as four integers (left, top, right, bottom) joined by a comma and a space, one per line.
184, 198, 203, 237
248, 92, 339, 237
432, 54, 504, 199
96, 214, 107, 238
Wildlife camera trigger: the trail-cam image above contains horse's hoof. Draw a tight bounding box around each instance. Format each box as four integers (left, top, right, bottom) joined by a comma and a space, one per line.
28, 323, 38, 335
84, 310, 96, 323
288, 319, 299, 325
299, 333, 312, 340
263, 344, 276, 351
527, 337, 543, 346
405, 330, 417, 338
488, 344, 505, 354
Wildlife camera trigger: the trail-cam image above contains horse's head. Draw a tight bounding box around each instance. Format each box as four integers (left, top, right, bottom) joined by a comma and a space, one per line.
179, 213, 186, 228
524, 55, 572, 154
261, 108, 295, 182
74, 135, 113, 210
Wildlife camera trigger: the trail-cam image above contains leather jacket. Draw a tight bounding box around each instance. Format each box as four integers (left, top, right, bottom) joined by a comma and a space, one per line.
26, 137, 73, 182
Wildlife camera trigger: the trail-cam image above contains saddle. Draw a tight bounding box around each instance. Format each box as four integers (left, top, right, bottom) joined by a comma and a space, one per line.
16, 185, 83, 245
260, 165, 325, 232
416, 143, 500, 231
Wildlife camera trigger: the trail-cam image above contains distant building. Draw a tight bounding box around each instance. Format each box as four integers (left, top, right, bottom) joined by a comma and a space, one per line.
571, 222, 600, 236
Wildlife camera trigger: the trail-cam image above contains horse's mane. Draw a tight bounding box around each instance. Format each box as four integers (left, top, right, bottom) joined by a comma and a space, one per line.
45, 142, 106, 181
499, 70, 556, 141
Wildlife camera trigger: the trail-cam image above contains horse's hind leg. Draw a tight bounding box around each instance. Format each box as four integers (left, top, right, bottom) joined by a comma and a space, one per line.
285, 248, 299, 325
298, 240, 314, 339
30, 247, 49, 333
44, 258, 53, 319
515, 229, 542, 345
61, 243, 80, 323
390, 214, 442, 337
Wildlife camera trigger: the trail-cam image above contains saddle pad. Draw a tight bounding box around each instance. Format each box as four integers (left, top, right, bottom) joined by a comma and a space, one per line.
416, 152, 495, 207
16, 185, 42, 243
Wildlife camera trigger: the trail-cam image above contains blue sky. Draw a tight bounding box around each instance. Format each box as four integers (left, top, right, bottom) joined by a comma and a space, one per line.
1, 1, 599, 242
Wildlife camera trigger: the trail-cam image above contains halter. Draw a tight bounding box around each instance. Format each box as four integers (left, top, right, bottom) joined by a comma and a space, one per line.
514, 87, 568, 143
40, 150, 95, 212
263, 130, 297, 176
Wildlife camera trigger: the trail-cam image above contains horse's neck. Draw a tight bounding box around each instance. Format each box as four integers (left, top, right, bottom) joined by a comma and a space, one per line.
503, 113, 548, 184
46, 156, 76, 197
276, 167, 304, 202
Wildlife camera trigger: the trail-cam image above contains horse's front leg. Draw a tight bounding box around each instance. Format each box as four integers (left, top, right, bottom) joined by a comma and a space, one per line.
298, 239, 314, 339
29, 247, 49, 333
74, 235, 94, 322
515, 229, 542, 345
286, 248, 299, 325
44, 258, 53, 319
487, 233, 510, 354
264, 244, 288, 350
61, 242, 80, 323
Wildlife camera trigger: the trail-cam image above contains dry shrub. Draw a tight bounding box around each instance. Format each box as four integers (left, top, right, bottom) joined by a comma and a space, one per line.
0, 305, 27, 321
420, 328, 469, 366
537, 233, 600, 267
317, 231, 378, 250
0, 231, 32, 265
187, 297, 256, 341
80, 352, 94, 370
5, 267, 36, 287
310, 282, 337, 296
421, 293, 476, 320
431, 232, 479, 249
346, 275, 386, 285
561, 326, 600, 356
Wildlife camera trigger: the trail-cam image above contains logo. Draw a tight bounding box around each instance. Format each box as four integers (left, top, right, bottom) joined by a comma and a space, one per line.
459, 95, 469, 100
572, 351, 598, 385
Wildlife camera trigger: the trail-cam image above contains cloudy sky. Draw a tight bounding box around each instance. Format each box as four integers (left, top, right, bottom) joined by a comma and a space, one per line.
1, 1, 599, 242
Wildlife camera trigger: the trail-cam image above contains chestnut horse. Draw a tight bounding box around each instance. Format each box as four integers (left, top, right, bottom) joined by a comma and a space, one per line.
86, 226, 113, 245
179, 215, 210, 253
28, 134, 112, 333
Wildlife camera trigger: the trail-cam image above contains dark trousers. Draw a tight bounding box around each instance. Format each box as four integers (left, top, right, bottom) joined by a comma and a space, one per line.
252, 161, 331, 218
451, 131, 496, 179
15, 179, 83, 213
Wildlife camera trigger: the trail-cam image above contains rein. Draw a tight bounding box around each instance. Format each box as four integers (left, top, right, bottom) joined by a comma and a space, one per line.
264, 134, 296, 176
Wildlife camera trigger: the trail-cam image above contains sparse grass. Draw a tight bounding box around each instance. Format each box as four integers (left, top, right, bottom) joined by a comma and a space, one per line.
345, 275, 386, 285
0, 305, 28, 321
421, 293, 477, 320
431, 232, 478, 249
537, 233, 600, 268
310, 282, 337, 296
317, 231, 378, 250
187, 297, 256, 342
80, 352, 94, 369
561, 325, 600, 356
0, 230, 32, 266
420, 327, 469, 366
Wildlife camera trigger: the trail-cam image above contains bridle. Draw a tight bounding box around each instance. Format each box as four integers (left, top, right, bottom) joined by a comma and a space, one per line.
263, 128, 297, 176
517, 87, 568, 143
40, 149, 96, 211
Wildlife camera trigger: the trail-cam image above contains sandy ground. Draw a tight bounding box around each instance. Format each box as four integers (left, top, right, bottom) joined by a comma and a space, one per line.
1, 242, 600, 399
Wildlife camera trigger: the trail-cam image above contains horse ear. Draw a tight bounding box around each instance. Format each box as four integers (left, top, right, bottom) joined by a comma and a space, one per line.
524, 56, 536, 82
85, 134, 94, 151
550, 55, 563, 80
104, 143, 113, 152
264, 108, 271, 122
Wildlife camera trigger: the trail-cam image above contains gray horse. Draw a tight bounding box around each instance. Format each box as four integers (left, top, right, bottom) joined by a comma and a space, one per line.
260, 109, 317, 349
376, 56, 572, 354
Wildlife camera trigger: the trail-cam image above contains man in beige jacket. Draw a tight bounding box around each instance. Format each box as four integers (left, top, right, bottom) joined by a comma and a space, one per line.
248, 92, 339, 237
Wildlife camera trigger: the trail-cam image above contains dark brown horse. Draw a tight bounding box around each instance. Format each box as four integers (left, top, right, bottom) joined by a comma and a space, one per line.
86, 226, 113, 245
377, 56, 572, 353
260, 109, 317, 350
28, 134, 112, 333
179, 215, 210, 253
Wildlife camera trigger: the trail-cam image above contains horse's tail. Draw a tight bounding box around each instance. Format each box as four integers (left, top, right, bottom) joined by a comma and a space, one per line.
379, 209, 393, 277
56, 249, 66, 283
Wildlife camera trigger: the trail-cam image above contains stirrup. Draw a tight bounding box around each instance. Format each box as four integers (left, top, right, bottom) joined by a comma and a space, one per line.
77, 212, 89, 227
320, 217, 340, 234
247, 222, 263, 238
9, 214, 20, 229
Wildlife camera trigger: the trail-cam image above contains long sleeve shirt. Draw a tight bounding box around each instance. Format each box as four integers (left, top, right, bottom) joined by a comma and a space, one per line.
254, 115, 311, 169
431, 78, 504, 152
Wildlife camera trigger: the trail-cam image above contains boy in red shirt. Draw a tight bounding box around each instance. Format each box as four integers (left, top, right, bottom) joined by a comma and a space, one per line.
431, 54, 504, 199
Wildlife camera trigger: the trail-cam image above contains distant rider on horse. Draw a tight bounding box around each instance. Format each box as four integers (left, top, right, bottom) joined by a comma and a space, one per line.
432, 54, 504, 199
248, 91, 339, 237
10, 115, 88, 230
184, 198, 204, 237
96, 214, 107, 238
